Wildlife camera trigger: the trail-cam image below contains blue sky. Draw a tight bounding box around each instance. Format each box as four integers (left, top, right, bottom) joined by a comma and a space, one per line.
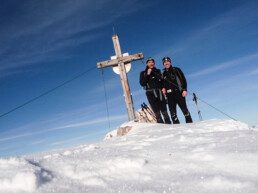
0, 0, 258, 157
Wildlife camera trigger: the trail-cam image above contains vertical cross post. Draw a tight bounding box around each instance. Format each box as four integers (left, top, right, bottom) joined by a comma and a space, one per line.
112, 35, 135, 121
97, 35, 144, 121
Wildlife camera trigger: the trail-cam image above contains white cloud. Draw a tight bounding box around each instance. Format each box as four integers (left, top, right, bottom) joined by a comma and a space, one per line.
0, 114, 127, 142
154, 3, 258, 60
249, 69, 258, 75
31, 140, 46, 145
51, 130, 107, 146
188, 53, 258, 78
51, 114, 127, 130
0, 132, 40, 142
0, 0, 150, 77
91, 75, 122, 94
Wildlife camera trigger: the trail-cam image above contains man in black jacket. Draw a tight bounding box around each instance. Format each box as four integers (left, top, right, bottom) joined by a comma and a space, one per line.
139, 57, 171, 124
162, 57, 193, 124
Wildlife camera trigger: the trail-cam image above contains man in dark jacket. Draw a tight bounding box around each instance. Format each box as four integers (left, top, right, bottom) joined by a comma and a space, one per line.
162, 57, 193, 124
140, 57, 171, 124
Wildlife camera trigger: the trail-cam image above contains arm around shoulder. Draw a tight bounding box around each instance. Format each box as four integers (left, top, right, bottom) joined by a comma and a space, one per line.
175, 67, 187, 91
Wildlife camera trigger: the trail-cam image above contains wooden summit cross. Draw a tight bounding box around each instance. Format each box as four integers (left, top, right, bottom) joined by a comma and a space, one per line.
97, 35, 144, 121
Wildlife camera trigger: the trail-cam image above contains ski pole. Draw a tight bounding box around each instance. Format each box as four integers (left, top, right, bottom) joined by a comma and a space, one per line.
143, 102, 155, 116
142, 102, 157, 121
193, 93, 203, 121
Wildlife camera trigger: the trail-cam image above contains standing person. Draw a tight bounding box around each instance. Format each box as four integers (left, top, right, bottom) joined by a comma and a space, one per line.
162, 57, 193, 124
140, 57, 171, 124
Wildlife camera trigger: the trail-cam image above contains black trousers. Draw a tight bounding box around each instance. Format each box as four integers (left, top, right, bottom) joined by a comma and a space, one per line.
167, 91, 193, 124
146, 90, 171, 124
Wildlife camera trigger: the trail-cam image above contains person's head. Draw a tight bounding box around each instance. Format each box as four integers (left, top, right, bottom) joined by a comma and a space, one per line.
162, 57, 171, 69
146, 57, 155, 69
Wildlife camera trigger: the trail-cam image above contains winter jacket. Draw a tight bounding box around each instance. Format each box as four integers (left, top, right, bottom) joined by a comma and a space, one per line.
162, 66, 187, 92
139, 67, 163, 90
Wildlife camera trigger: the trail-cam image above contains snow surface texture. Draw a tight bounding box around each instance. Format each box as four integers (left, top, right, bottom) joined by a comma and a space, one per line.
0, 119, 258, 193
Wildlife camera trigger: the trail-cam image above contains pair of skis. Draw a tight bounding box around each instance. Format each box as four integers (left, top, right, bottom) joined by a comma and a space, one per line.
141, 102, 157, 122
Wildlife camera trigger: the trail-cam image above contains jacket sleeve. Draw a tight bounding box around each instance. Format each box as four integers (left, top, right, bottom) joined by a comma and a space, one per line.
161, 72, 166, 89
139, 71, 150, 87
176, 68, 187, 91
162, 74, 169, 89
156, 69, 162, 80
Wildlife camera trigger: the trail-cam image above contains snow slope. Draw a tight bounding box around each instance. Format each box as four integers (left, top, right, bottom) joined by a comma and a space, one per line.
0, 119, 258, 193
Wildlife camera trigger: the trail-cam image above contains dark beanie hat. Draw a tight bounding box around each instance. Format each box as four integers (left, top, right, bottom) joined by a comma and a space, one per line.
146, 57, 155, 64
162, 57, 171, 63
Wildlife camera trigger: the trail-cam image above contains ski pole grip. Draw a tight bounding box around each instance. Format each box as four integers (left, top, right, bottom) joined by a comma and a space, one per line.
193, 93, 197, 102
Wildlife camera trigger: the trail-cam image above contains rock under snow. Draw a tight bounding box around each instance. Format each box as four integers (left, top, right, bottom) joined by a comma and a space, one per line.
135, 106, 157, 123
117, 126, 132, 136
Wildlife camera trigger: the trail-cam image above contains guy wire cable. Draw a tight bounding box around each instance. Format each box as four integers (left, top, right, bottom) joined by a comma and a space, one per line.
140, 59, 237, 121
101, 68, 111, 131
195, 97, 237, 121
0, 66, 96, 119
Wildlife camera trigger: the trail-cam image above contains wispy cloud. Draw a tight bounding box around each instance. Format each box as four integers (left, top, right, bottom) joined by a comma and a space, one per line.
51, 130, 108, 146
0, 0, 150, 78
51, 114, 127, 130
0, 114, 127, 142
0, 69, 32, 79
31, 139, 47, 145
249, 68, 258, 75
187, 67, 258, 111
91, 75, 122, 94
0, 144, 19, 152
154, 2, 258, 60
188, 53, 258, 78
2, 99, 123, 136
0, 132, 42, 142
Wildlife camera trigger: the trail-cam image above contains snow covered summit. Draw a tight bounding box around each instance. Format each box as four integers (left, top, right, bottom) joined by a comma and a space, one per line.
0, 119, 258, 193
